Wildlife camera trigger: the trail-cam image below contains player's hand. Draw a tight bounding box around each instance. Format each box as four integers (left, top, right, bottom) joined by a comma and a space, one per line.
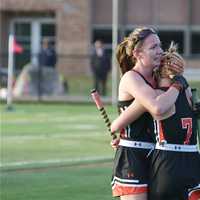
171, 75, 189, 91
110, 138, 120, 149
161, 56, 184, 75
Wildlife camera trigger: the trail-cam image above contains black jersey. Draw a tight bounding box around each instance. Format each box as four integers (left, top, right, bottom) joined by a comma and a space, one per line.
149, 88, 200, 200
118, 69, 156, 143
111, 70, 156, 197
118, 100, 155, 143
154, 88, 197, 145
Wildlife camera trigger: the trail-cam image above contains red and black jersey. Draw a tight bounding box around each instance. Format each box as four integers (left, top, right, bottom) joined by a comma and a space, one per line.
154, 88, 197, 145
149, 88, 200, 200
118, 69, 156, 143
118, 99, 155, 143
111, 70, 158, 197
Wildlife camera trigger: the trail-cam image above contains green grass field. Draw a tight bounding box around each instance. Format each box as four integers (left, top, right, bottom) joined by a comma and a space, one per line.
65, 74, 115, 96
1, 81, 200, 200
1, 103, 118, 200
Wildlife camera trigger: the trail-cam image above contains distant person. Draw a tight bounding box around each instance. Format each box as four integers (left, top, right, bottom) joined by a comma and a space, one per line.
91, 40, 111, 96
39, 38, 57, 68
38, 38, 63, 95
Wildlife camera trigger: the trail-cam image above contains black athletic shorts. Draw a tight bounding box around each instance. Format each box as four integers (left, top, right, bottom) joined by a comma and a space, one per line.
148, 149, 200, 200
111, 145, 152, 197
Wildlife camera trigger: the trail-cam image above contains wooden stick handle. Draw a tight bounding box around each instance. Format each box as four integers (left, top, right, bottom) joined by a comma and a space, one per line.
91, 89, 117, 139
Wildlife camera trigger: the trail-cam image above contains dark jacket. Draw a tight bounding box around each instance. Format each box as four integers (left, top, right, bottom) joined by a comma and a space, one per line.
91, 49, 111, 80
39, 47, 57, 68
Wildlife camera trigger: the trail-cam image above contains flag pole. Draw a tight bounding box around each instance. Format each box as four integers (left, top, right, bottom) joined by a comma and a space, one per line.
6, 34, 14, 110
112, 0, 119, 105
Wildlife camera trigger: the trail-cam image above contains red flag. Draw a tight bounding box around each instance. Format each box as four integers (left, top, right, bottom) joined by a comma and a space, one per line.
13, 38, 23, 54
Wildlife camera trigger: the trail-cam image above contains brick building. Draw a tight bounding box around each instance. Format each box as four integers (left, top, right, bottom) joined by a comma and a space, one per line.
0, 0, 200, 78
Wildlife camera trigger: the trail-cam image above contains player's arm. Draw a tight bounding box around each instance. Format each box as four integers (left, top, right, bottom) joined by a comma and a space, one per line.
121, 71, 180, 115
111, 100, 145, 133
111, 91, 175, 133
148, 89, 176, 120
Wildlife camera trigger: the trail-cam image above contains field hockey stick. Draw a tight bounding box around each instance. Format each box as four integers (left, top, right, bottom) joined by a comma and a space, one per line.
91, 89, 117, 139
191, 88, 200, 149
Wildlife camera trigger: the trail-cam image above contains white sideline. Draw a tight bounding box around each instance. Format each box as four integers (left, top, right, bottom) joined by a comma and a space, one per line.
2, 132, 107, 140
0, 156, 113, 168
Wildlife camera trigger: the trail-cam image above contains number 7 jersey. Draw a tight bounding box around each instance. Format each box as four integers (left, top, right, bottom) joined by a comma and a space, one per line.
154, 89, 197, 145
